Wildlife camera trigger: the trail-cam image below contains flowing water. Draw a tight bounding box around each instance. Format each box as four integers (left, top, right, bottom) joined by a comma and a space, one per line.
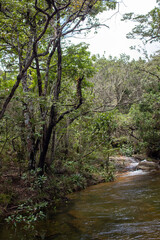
0, 169, 160, 240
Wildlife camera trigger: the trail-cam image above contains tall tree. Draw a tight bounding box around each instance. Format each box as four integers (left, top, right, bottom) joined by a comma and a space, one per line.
0, 0, 117, 172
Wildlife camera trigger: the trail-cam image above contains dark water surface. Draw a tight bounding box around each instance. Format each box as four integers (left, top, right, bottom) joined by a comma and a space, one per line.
0, 171, 160, 240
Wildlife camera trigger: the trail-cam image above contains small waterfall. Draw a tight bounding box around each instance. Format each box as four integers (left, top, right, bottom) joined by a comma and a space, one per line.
125, 157, 139, 171
124, 157, 149, 176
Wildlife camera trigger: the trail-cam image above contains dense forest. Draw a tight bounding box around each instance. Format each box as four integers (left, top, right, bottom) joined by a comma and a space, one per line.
0, 0, 160, 230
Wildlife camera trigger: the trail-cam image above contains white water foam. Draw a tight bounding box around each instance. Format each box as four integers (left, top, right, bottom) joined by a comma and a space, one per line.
128, 162, 139, 168
124, 169, 149, 176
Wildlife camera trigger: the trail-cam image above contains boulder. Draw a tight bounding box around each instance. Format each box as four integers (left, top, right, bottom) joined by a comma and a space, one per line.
137, 160, 159, 171
132, 154, 147, 161
109, 156, 139, 171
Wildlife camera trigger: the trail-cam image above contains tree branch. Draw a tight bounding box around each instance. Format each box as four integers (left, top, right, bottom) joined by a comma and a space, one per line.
137, 67, 160, 82
0, 53, 35, 120
56, 76, 84, 124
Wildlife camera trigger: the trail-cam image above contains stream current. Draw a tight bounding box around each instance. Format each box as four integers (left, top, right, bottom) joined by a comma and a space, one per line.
0, 164, 160, 240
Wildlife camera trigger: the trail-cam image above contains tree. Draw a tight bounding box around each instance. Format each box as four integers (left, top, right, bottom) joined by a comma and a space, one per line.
121, 1, 160, 158
122, 1, 160, 44
91, 55, 145, 112
0, 0, 117, 173
130, 91, 160, 158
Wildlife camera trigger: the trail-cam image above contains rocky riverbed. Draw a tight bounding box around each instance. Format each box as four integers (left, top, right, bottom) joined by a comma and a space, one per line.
109, 155, 160, 172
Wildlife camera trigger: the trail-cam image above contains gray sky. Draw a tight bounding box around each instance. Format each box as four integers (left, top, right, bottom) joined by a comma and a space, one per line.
70, 0, 160, 60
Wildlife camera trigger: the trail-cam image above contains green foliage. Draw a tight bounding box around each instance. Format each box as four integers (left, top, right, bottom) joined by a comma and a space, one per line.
54, 173, 87, 193
0, 0, 117, 176
63, 42, 96, 80
130, 91, 160, 158
122, 3, 160, 44
5, 200, 48, 229
69, 173, 87, 190
120, 144, 134, 157
1, 0, 160, 228
22, 169, 48, 191
92, 111, 117, 146
92, 54, 144, 113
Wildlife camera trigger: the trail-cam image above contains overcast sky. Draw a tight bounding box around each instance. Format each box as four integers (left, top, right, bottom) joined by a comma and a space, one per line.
70, 0, 159, 60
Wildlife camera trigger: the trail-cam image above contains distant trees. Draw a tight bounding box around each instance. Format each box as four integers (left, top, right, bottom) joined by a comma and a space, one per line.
128, 53, 160, 158
121, 1, 160, 158
91, 54, 145, 112
90, 38, 160, 158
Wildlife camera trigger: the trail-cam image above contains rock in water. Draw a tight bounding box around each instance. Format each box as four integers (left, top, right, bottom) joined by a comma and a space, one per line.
137, 160, 159, 170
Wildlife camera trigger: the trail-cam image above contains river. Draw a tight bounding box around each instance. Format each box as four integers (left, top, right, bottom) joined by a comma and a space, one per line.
0, 170, 160, 240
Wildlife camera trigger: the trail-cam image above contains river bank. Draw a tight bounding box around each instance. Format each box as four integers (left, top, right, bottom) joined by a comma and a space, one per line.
1, 162, 160, 240
0, 158, 111, 222
0, 155, 159, 226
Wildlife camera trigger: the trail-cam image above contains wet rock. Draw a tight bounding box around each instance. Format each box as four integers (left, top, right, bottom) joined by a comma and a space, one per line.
137, 160, 159, 171
132, 154, 147, 161
109, 156, 139, 171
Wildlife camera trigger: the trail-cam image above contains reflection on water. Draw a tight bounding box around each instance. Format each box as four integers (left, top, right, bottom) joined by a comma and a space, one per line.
0, 171, 160, 240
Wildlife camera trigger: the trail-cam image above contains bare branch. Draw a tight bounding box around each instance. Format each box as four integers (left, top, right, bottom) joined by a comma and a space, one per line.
0, 53, 35, 120
64, 23, 109, 36
35, 0, 51, 17
137, 67, 160, 82
44, 41, 58, 96
56, 76, 84, 124
0, 2, 56, 119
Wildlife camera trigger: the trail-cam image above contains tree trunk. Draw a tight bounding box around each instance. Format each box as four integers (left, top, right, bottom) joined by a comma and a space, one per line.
22, 73, 36, 170
50, 128, 56, 164
64, 119, 69, 157
38, 105, 56, 174
38, 13, 62, 174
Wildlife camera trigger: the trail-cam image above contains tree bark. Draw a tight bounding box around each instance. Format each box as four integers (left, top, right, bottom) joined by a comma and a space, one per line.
38, 104, 56, 173
21, 72, 36, 170
38, 12, 62, 174
38, 75, 84, 174
50, 128, 56, 164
